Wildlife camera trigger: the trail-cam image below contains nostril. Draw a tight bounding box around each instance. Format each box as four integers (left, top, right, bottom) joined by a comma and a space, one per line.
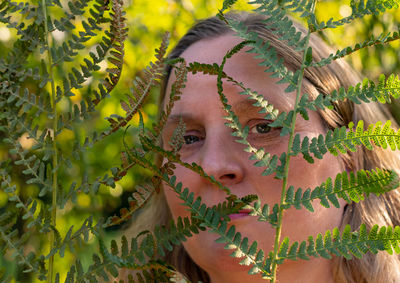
223, 173, 236, 179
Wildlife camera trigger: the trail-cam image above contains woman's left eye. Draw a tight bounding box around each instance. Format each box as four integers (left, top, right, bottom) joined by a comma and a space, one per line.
184, 135, 200, 145
250, 122, 271, 134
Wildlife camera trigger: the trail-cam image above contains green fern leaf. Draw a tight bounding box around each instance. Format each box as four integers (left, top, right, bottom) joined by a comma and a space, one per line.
293, 120, 400, 162
223, 15, 296, 88
314, 31, 400, 67
285, 168, 398, 211
275, 224, 400, 265
309, 0, 399, 32
299, 74, 400, 115
251, 0, 313, 51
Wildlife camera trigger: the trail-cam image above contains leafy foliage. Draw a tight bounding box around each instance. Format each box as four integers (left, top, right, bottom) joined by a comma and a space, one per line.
309, 0, 400, 32
298, 74, 400, 115
276, 224, 400, 262
0, 0, 400, 282
291, 120, 400, 163
283, 168, 399, 211
312, 31, 400, 67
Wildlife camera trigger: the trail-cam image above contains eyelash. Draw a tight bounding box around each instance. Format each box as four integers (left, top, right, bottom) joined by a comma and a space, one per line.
184, 135, 201, 145
182, 120, 273, 146
249, 121, 272, 134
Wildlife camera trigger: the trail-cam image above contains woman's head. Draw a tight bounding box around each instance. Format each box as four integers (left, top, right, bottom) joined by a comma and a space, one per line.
155, 12, 400, 283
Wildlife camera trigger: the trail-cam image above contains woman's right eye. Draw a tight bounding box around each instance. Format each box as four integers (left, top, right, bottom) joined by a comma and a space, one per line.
184, 135, 200, 145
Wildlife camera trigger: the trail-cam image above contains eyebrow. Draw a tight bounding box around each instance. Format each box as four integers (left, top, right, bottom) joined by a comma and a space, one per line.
164, 113, 199, 128
231, 99, 262, 115
165, 98, 282, 127
231, 98, 283, 116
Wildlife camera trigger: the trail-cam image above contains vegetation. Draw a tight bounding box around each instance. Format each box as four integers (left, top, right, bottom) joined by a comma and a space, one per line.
0, 0, 399, 282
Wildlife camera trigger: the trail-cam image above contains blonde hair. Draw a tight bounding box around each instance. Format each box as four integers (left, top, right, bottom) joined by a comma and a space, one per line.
125, 12, 400, 282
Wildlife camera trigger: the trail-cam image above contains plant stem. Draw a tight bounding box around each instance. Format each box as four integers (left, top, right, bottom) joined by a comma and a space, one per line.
270, 2, 317, 282
41, 1, 58, 282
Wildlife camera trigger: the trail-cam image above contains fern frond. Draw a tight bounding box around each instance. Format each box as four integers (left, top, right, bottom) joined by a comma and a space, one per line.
55, 0, 125, 129
122, 267, 176, 283
51, 0, 105, 66
46, 216, 101, 260
299, 74, 400, 115
4, 138, 53, 195
71, 248, 117, 282
80, 146, 150, 194
67, 29, 168, 150
292, 120, 400, 163
312, 31, 400, 67
0, 169, 39, 225
164, 175, 272, 279
151, 60, 187, 145
153, 55, 187, 141
100, 32, 168, 140
105, 184, 155, 227
249, 201, 279, 227
309, 0, 400, 32
72, 219, 194, 282
57, 98, 97, 137
283, 169, 399, 212
3, 112, 50, 150
225, 73, 280, 121
276, 224, 400, 263
122, 264, 176, 283
0, 2, 45, 43
251, 0, 314, 50
220, 0, 239, 13
168, 118, 185, 154
4, 86, 51, 116
139, 136, 230, 194
155, 216, 204, 257
0, 215, 37, 273
187, 61, 221, 76
216, 42, 286, 179
213, 194, 258, 220
223, 104, 286, 178
0, 1, 20, 25
223, 16, 298, 92
101, 0, 128, 93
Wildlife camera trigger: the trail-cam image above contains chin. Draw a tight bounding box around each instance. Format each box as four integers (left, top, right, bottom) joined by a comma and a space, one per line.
182, 220, 275, 272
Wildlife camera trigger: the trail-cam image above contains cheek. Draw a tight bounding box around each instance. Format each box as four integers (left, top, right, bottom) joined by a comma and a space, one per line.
162, 182, 190, 220
288, 148, 344, 188
282, 204, 344, 243
283, 153, 346, 234
162, 165, 199, 220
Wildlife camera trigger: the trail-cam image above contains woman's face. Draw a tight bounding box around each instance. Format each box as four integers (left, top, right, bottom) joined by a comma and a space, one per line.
162, 35, 345, 282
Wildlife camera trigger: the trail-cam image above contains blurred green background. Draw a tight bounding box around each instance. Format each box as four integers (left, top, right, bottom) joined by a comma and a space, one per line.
0, 0, 399, 281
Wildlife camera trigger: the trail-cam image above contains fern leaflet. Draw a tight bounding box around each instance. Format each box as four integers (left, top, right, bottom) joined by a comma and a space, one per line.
312, 31, 400, 68
292, 120, 400, 163
298, 74, 400, 115
283, 168, 399, 212
309, 0, 400, 32
276, 224, 400, 263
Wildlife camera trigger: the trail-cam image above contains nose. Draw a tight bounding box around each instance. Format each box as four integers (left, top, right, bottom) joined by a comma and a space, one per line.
198, 131, 245, 187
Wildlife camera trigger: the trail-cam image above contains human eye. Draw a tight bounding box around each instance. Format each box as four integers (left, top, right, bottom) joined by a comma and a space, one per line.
184, 134, 201, 145
182, 130, 204, 146
249, 120, 272, 134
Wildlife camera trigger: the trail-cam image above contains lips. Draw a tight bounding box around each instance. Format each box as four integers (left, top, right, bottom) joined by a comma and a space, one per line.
228, 209, 252, 220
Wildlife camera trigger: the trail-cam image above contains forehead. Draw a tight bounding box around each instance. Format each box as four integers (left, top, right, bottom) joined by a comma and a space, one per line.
167, 34, 294, 112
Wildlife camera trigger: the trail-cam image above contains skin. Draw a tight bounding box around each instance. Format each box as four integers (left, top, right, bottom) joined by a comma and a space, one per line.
162, 35, 346, 283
